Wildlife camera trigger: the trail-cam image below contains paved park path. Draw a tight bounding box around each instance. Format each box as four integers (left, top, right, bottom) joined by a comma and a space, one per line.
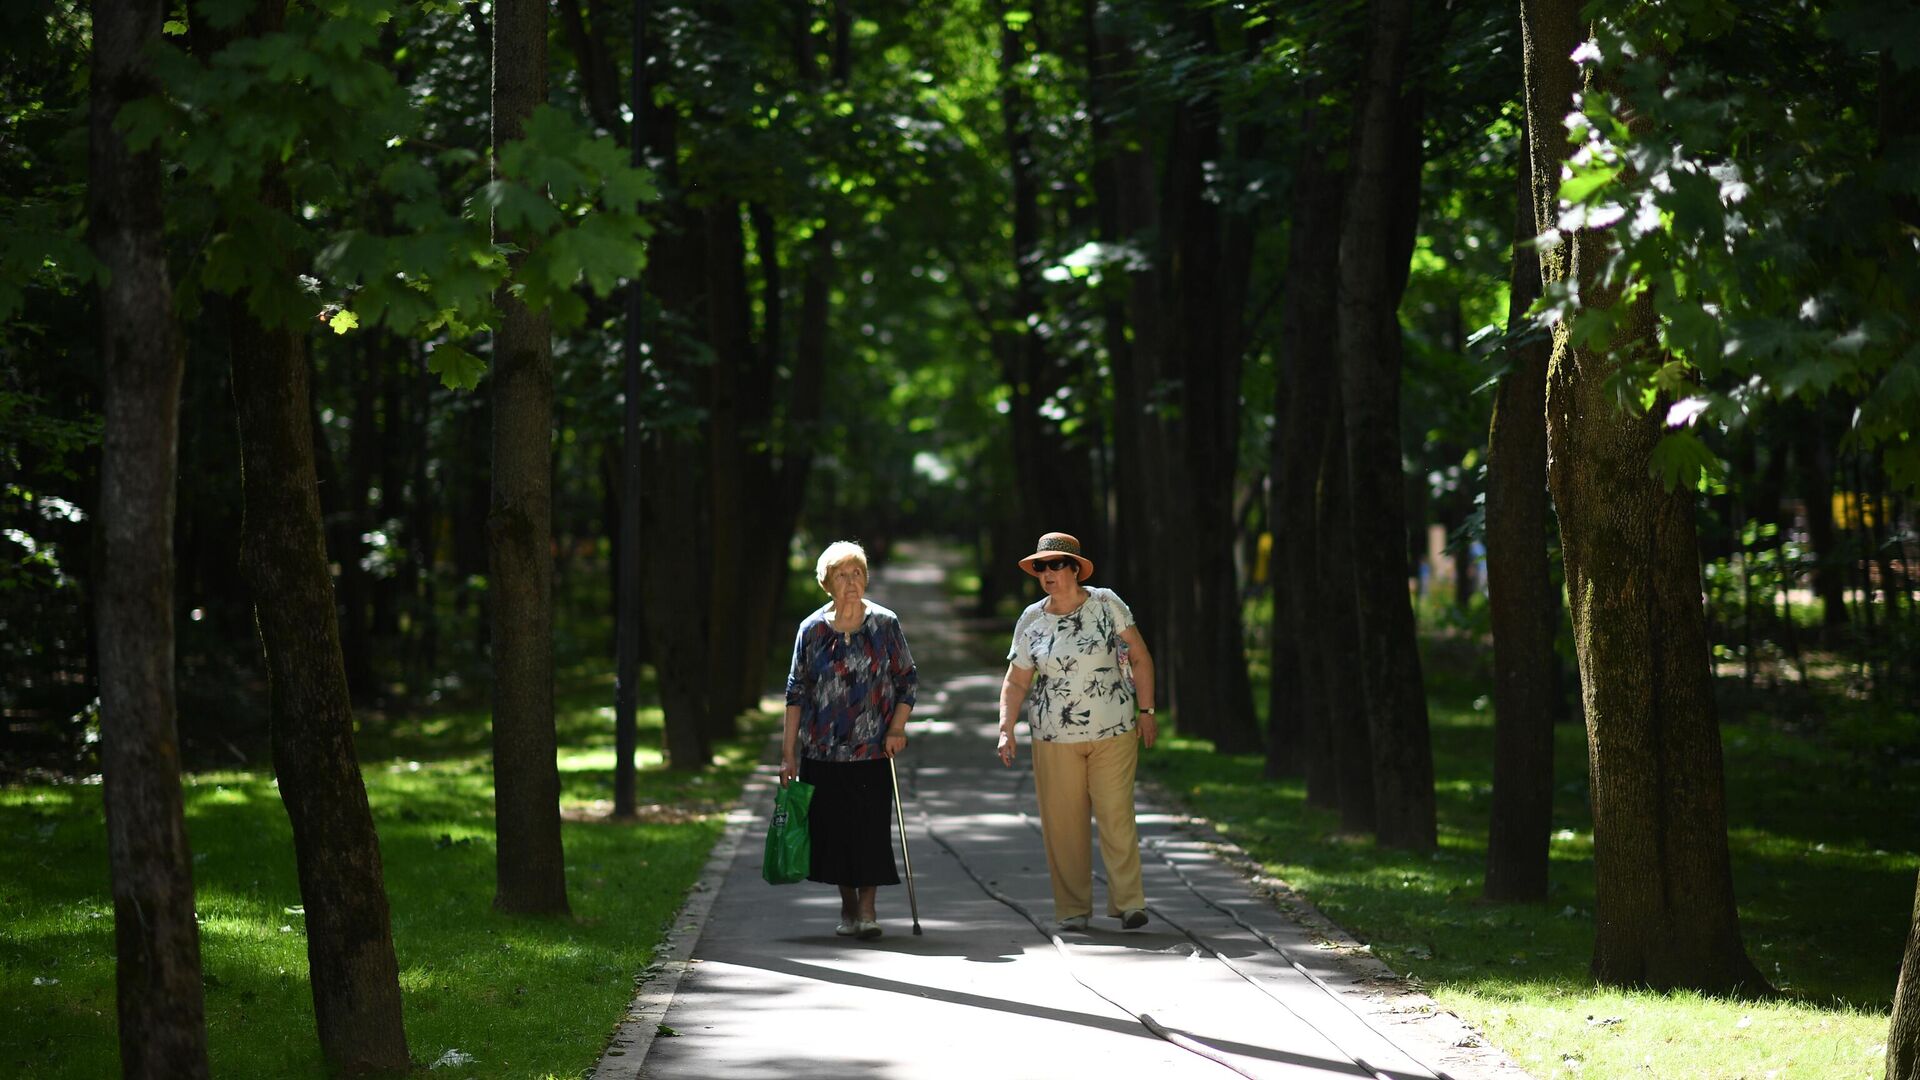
593, 543, 1533, 1080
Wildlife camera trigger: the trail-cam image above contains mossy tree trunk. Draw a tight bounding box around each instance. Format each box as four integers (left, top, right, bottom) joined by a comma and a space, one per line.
1522, 0, 1767, 992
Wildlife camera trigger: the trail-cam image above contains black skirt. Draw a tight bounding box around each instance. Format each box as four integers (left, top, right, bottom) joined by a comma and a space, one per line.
799, 757, 901, 888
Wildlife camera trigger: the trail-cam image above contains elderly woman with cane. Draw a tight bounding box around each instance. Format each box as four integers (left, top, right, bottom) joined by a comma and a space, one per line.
997, 531, 1157, 932
781, 540, 917, 940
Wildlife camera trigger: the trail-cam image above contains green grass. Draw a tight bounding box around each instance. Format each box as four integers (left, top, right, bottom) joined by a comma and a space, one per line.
1, 669, 775, 1078
1144, 641, 1918, 1080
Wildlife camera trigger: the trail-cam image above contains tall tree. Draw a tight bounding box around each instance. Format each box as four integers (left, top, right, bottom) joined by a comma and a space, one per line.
232, 312, 414, 1073
214, 1, 413, 1065
88, 0, 210, 1072
641, 94, 715, 772
612, 0, 650, 819
1522, 0, 1766, 991
1171, 8, 1263, 757
1319, 388, 1377, 834
1268, 119, 1345, 785
1482, 119, 1557, 902
490, 0, 570, 914
1336, 0, 1435, 851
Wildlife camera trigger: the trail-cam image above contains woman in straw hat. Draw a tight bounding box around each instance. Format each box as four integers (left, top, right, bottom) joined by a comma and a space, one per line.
996, 531, 1157, 932
781, 540, 917, 940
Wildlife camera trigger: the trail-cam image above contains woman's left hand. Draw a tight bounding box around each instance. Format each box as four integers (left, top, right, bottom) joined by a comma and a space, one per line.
1138, 714, 1157, 749
884, 730, 908, 758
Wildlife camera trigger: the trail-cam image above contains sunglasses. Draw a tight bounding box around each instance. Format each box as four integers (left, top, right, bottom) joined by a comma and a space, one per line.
1033, 558, 1078, 573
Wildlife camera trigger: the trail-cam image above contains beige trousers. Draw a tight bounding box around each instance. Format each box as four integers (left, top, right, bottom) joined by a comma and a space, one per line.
1030, 734, 1145, 919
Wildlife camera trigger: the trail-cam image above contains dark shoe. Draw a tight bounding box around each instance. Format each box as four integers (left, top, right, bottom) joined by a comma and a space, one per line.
1054, 914, 1089, 932
1121, 908, 1148, 930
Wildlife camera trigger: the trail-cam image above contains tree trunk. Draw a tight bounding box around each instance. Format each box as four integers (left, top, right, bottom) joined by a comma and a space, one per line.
231, 310, 412, 1073
1269, 132, 1345, 784
89, 0, 210, 1070
732, 202, 784, 721
1892, 872, 1920, 1080
613, 0, 649, 818
642, 96, 714, 769
705, 202, 750, 741
1484, 115, 1558, 903
1175, 9, 1263, 756
1524, 0, 1767, 992
490, 0, 570, 915
1336, 0, 1434, 851
1321, 392, 1377, 833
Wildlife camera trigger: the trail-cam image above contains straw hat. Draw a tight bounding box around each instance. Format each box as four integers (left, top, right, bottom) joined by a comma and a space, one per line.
1018, 531, 1093, 582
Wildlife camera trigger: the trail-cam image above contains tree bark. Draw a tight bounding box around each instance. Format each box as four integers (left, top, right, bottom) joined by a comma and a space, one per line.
1336, 0, 1434, 851
704, 202, 750, 741
613, 0, 649, 818
231, 312, 412, 1073
1175, 8, 1263, 756
89, 0, 210, 1071
1321, 391, 1377, 834
1484, 115, 1558, 903
1523, 0, 1767, 992
642, 97, 714, 770
1269, 132, 1345, 785
1891, 871, 1920, 1080
490, 0, 570, 915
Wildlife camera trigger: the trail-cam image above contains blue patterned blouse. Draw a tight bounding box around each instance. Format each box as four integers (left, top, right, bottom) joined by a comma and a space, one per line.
785, 600, 918, 762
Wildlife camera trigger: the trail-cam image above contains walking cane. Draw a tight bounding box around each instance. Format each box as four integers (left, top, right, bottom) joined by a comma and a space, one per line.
888, 756, 923, 935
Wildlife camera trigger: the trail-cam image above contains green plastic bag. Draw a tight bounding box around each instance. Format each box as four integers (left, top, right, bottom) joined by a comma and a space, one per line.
761, 779, 814, 885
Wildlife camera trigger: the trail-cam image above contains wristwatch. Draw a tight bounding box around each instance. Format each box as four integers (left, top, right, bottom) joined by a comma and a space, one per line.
1138, 707, 1155, 715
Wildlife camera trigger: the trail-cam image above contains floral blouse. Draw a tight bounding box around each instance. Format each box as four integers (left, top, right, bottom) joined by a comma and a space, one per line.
1007, 587, 1137, 743
786, 599, 918, 762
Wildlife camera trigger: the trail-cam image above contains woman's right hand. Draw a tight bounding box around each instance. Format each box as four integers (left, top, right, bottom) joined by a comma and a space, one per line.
996, 729, 1017, 767
780, 750, 798, 785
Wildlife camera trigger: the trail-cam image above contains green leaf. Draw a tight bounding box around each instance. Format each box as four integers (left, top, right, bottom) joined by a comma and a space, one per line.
1649, 431, 1725, 493
427, 344, 486, 391
1559, 165, 1618, 206
327, 309, 359, 334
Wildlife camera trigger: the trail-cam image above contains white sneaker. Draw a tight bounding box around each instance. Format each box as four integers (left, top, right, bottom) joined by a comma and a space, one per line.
835, 919, 857, 937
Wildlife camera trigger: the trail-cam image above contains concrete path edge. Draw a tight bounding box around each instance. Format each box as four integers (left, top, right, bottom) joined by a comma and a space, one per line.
589, 738, 780, 1080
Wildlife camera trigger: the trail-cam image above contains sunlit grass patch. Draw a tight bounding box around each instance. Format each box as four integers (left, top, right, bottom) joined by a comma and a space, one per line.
0, 698, 768, 1078
1143, 663, 1913, 1079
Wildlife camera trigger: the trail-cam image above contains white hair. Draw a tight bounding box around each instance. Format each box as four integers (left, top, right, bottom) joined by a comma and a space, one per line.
815, 540, 870, 589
